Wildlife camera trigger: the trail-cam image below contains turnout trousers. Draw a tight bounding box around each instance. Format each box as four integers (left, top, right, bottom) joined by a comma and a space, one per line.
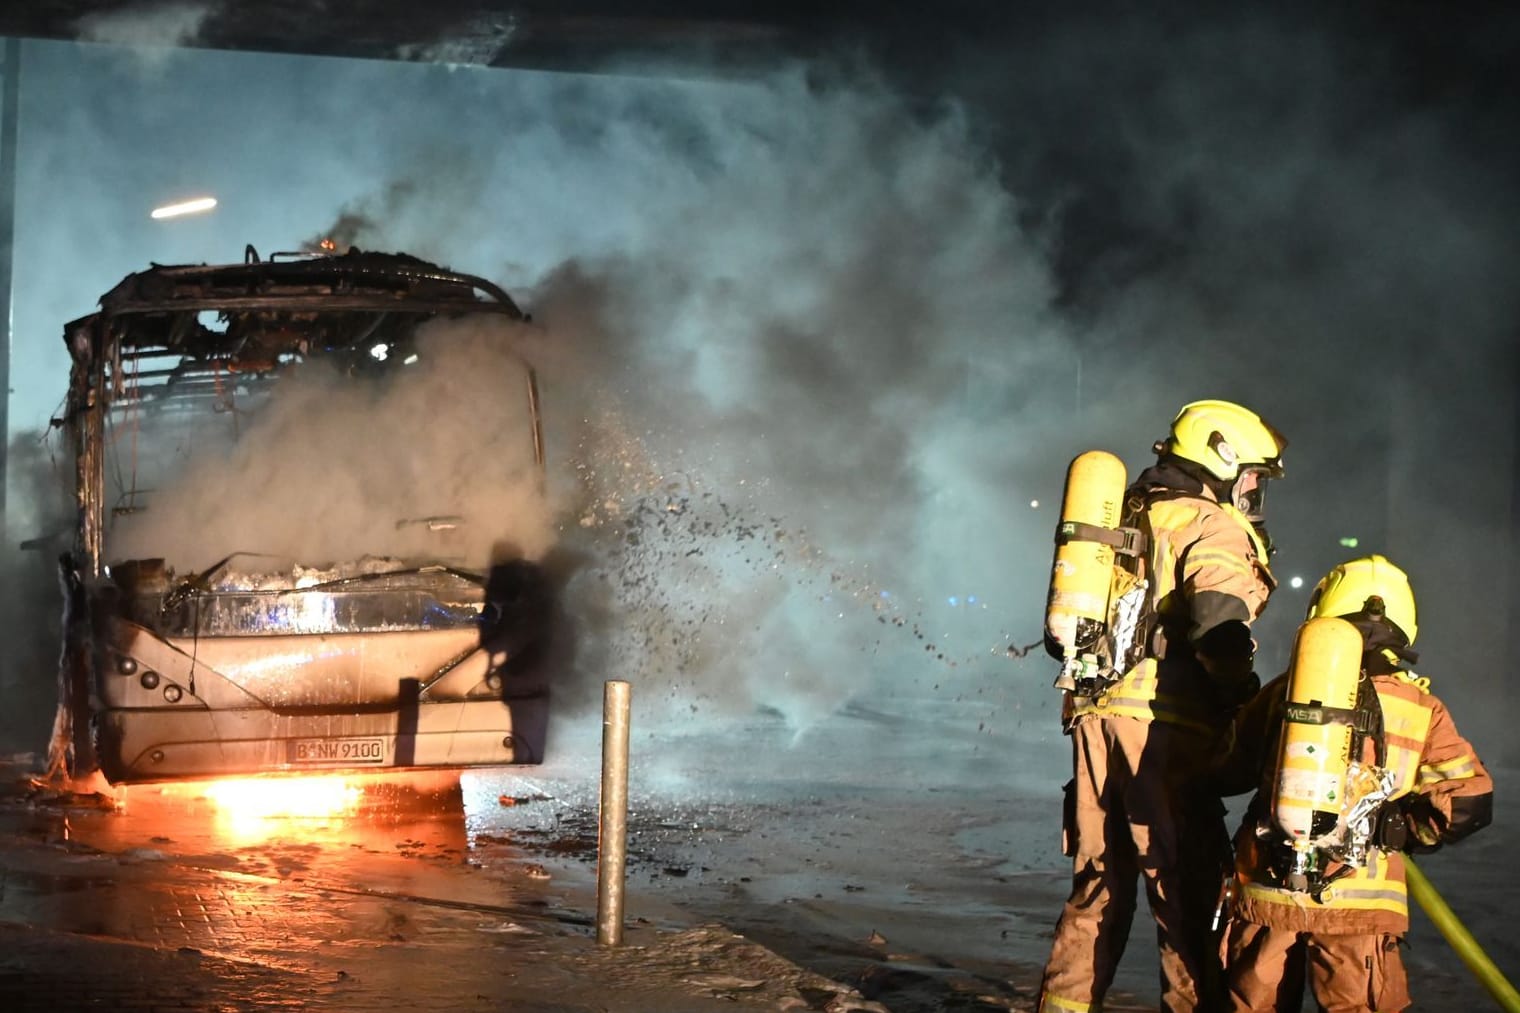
1039, 714, 1227, 1013
1223, 920, 1410, 1013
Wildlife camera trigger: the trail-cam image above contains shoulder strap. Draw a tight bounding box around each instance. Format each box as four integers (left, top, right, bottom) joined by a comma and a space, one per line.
1354, 674, 1387, 768
1056, 521, 1146, 557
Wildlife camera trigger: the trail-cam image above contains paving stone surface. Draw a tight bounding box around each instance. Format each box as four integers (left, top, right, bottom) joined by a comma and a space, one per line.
0, 803, 874, 1013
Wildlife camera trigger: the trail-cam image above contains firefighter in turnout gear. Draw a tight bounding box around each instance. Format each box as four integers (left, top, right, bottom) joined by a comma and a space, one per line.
1220, 555, 1494, 1013
1039, 399, 1286, 1013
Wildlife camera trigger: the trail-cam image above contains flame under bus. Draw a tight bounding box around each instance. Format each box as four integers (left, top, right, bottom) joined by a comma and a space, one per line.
55, 248, 553, 784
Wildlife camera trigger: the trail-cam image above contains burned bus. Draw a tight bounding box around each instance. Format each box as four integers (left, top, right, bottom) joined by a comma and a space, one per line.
50, 248, 554, 785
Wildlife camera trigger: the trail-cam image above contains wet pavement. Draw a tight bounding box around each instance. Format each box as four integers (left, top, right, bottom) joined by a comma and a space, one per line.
0, 761, 887, 1013
1, 703, 1513, 1013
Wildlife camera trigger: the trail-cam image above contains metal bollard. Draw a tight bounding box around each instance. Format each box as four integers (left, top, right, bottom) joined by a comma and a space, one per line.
596, 679, 631, 946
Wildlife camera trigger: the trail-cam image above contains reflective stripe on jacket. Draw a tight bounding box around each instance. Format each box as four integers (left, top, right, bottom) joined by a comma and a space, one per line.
1233, 672, 1492, 935
1068, 492, 1274, 732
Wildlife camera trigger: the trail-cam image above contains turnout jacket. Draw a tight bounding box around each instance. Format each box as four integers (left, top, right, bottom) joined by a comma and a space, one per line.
1068, 464, 1275, 734
1227, 670, 1493, 935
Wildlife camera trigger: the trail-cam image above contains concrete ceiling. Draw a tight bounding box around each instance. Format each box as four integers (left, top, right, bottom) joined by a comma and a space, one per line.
0, 2, 823, 74
3, 3, 1517, 99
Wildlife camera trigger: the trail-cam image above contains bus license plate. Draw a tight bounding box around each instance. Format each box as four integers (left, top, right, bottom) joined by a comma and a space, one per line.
289, 737, 386, 765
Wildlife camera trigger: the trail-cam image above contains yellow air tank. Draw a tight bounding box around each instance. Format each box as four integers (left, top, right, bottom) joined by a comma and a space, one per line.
1045, 450, 1128, 682
1272, 616, 1364, 849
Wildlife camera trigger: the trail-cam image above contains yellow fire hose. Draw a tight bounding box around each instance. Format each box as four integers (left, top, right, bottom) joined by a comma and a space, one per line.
1405, 857, 1520, 1012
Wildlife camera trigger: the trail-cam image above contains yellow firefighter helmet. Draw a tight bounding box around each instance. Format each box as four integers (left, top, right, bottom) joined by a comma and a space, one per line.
1156, 399, 1286, 482
1307, 554, 1418, 646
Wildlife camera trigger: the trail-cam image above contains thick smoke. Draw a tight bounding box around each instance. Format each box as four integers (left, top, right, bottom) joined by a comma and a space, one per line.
936, 11, 1520, 729
396, 15, 519, 67
0, 431, 73, 755
74, 2, 217, 60
297, 63, 1068, 748
106, 317, 554, 571
6, 10, 1518, 772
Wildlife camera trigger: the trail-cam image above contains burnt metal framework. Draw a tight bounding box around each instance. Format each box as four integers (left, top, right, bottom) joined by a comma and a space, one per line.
62, 248, 536, 578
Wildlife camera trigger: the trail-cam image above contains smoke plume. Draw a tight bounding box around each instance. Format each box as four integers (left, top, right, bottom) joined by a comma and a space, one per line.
6, 8, 1519, 770
106, 317, 554, 571
74, 2, 218, 64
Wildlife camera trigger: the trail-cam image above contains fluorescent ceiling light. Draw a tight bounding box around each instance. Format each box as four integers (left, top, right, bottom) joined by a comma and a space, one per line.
151, 196, 218, 219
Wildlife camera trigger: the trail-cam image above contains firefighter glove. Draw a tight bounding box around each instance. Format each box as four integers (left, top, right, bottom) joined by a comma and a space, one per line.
1393, 793, 1447, 854
1374, 800, 1410, 851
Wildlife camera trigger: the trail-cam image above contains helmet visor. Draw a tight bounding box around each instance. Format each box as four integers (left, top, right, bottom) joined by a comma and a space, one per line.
1232, 469, 1270, 523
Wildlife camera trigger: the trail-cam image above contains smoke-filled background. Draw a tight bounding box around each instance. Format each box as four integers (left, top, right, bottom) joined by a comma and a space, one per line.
1, 5, 1517, 781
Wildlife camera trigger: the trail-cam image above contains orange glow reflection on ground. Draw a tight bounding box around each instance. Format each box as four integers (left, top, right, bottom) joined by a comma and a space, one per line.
197, 776, 362, 836
136, 771, 464, 847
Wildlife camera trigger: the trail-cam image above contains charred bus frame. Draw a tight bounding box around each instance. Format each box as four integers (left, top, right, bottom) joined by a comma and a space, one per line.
51, 248, 552, 784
